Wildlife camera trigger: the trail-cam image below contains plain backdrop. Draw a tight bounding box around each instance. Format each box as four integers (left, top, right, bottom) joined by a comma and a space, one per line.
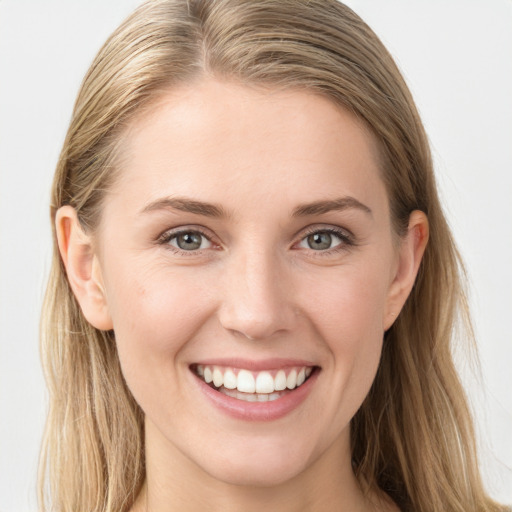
0, 1, 511, 511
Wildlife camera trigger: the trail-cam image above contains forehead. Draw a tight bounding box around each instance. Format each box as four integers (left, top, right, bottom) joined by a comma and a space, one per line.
107, 78, 387, 220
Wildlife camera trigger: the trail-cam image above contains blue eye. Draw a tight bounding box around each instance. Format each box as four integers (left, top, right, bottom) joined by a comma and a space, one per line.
166, 231, 212, 251
298, 229, 350, 251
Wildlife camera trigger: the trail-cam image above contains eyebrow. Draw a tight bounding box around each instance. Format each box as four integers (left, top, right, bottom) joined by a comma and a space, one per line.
141, 197, 228, 218
141, 195, 372, 218
292, 196, 372, 217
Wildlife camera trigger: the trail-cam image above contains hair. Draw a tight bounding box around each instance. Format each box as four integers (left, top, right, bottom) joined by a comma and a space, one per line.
39, 1, 508, 511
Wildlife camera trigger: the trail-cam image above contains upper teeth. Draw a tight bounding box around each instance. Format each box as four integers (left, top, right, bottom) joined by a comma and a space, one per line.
195, 365, 313, 394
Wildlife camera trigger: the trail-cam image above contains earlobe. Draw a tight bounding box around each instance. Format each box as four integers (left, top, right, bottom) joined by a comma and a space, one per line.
56, 206, 113, 331
384, 210, 429, 330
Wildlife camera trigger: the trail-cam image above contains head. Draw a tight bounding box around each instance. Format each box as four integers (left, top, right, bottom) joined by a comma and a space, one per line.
40, 1, 488, 512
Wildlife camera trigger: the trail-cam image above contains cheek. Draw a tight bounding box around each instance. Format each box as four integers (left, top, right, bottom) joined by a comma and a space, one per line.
102, 259, 215, 392
300, 259, 390, 345
297, 261, 390, 413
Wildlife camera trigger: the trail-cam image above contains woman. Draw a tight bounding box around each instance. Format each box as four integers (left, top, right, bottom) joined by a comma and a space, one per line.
38, 1, 509, 511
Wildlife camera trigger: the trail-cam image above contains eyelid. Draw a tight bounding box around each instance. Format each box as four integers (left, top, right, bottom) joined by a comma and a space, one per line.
293, 224, 356, 254
157, 225, 220, 253
156, 223, 356, 256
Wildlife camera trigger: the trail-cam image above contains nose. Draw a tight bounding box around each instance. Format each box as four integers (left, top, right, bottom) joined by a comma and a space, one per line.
218, 248, 297, 341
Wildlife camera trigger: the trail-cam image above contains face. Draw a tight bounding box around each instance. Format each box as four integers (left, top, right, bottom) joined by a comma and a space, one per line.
76, 79, 414, 487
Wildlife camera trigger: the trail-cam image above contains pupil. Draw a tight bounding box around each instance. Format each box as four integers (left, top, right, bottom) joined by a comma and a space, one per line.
308, 232, 332, 250
177, 232, 202, 250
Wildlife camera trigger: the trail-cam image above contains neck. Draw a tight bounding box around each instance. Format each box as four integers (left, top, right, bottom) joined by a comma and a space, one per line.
131, 419, 388, 512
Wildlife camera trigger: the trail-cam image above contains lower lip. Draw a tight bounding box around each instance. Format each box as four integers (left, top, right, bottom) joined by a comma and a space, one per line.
192, 369, 319, 421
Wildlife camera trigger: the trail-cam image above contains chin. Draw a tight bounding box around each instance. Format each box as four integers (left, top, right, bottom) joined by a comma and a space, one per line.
185, 436, 312, 487
206, 458, 308, 488
195, 437, 314, 488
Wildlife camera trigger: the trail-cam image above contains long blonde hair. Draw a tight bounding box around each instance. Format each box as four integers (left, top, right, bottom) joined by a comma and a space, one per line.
39, 1, 507, 511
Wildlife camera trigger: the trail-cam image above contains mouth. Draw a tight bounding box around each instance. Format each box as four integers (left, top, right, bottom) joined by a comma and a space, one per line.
190, 363, 318, 403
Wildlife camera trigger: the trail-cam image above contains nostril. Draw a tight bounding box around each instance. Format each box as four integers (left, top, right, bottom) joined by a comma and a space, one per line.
229, 329, 257, 341
217, 269, 297, 340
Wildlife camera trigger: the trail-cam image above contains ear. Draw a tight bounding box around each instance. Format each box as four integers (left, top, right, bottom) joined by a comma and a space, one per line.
55, 206, 113, 331
384, 210, 429, 330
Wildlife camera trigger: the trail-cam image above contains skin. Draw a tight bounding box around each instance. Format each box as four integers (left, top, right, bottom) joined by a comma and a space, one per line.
57, 78, 428, 512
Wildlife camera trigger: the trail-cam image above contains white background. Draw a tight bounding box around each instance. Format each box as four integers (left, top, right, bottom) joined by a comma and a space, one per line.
0, 1, 511, 511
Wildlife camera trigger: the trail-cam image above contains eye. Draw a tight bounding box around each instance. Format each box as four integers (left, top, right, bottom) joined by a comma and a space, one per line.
165, 230, 213, 251
297, 228, 351, 252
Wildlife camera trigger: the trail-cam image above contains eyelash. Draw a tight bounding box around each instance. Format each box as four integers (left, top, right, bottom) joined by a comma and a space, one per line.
157, 226, 355, 257
299, 226, 355, 256
157, 227, 217, 257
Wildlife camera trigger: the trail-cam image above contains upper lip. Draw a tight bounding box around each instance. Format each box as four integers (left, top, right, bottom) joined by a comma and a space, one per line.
190, 358, 318, 371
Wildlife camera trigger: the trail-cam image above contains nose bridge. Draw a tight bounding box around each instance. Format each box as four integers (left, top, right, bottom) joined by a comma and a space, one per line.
219, 244, 295, 340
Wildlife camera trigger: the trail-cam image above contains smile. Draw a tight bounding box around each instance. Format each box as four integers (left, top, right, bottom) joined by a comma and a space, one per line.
192, 364, 315, 402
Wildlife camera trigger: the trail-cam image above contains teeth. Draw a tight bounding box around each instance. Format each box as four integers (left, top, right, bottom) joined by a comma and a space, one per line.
212, 367, 223, 387
194, 364, 315, 397
221, 388, 287, 402
237, 369, 256, 393
255, 371, 274, 393
286, 369, 297, 389
223, 369, 237, 390
275, 370, 287, 391
297, 368, 306, 387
